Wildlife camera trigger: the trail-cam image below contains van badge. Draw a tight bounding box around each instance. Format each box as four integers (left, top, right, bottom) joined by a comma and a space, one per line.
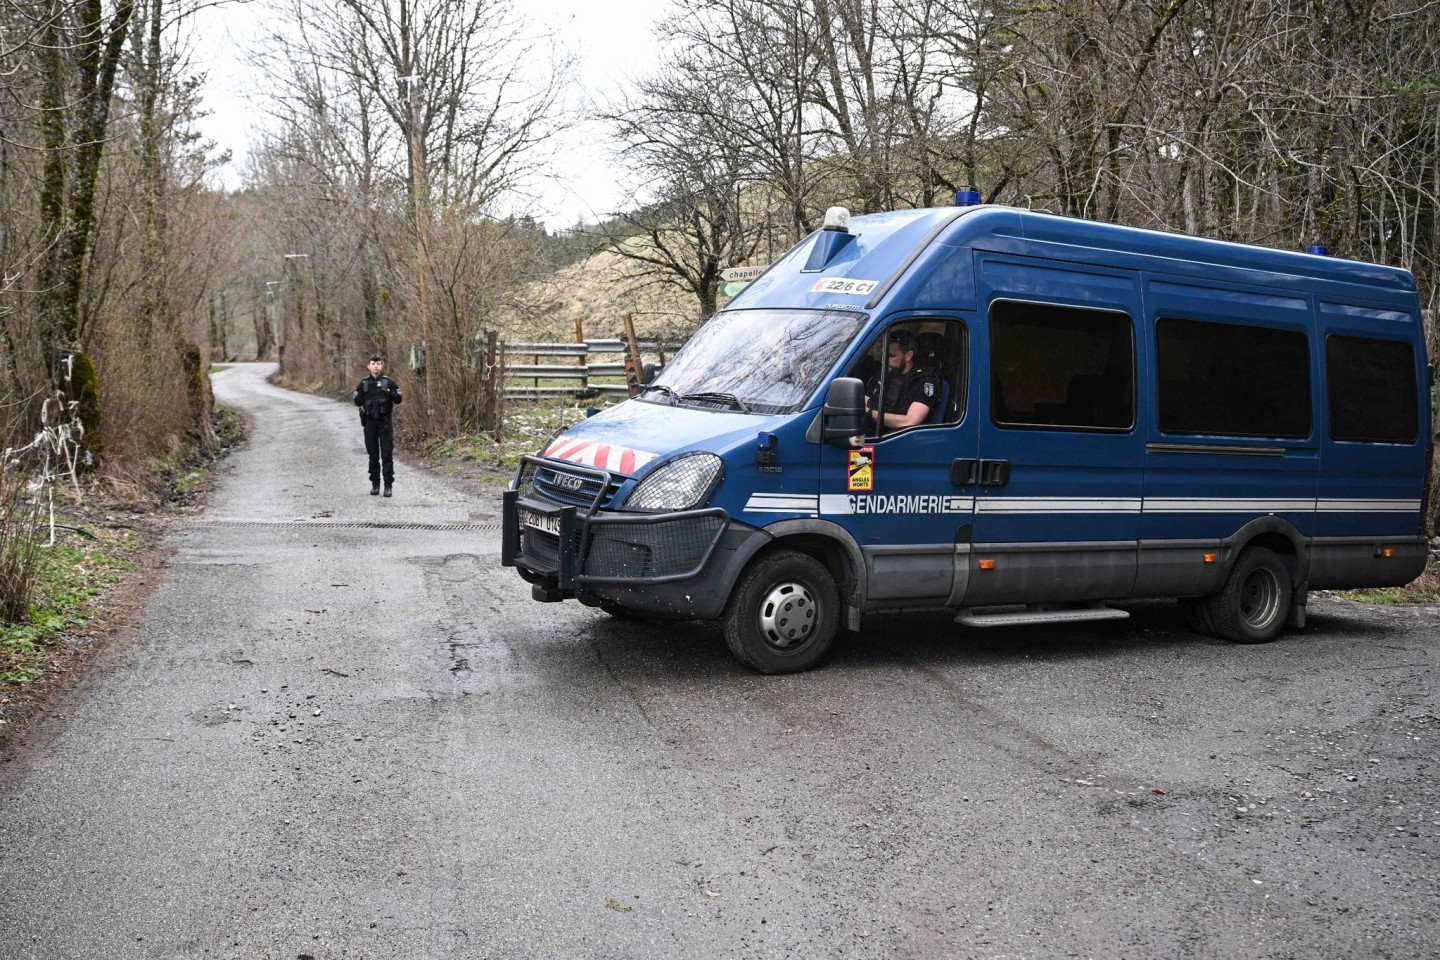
848, 445, 875, 492
553, 473, 586, 492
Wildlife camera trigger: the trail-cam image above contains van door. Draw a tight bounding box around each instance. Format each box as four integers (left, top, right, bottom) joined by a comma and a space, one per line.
817, 317, 976, 605
967, 256, 1144, 606
1311, 305, 1428, 587
1139, 281, 1319, 597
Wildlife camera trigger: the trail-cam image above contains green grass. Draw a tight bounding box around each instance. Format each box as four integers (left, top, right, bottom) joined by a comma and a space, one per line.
214, 407, 245, 446
1336, 558, 1440, 605
173, 471, 205, 495
150, 452, 204, 498
426, 397, 618, 482
1, 530, 137, 686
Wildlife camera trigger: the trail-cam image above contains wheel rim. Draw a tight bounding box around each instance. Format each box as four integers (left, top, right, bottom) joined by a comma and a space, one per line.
757, 581, 818, 651
1239, 566, 1282, 630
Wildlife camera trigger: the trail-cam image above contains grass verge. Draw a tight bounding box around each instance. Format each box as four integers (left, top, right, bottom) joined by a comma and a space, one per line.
1335, 556, 1440, 605
422, 398, 610, 484
1, 402, 244, 712
1, 527, 137, 685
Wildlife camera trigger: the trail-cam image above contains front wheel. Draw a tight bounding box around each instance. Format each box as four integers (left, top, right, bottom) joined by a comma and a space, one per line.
723, 550, 839, 674
1201, 547, 1293, 644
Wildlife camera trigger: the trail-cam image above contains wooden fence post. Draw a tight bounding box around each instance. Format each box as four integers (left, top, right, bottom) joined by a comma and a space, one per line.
623, 314, 643, 398
575, 317, 588, 391
483, 330, 502, 440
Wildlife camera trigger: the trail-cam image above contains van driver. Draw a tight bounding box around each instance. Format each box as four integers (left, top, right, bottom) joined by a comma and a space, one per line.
865, 330, 937, 434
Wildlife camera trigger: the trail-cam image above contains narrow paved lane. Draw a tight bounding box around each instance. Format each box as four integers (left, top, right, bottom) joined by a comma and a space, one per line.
1, 364, 1437, 959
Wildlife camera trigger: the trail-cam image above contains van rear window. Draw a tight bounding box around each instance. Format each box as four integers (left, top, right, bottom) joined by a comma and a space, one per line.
989, 300, 1134, 431
1156, 317, 1311, 439
1326, 335, 1417, 443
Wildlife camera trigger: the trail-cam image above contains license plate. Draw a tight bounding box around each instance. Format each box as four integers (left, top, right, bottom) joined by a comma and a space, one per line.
523, 510, 562, 536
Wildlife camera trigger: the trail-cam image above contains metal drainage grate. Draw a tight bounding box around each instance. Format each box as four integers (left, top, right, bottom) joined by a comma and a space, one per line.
196, 518, 502, 532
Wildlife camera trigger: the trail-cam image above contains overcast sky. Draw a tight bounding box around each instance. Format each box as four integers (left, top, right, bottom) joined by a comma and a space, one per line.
190, 0, 672, 228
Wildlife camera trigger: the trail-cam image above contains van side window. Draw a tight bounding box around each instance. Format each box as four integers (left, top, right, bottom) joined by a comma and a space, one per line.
848, 320, 967, 439
1326, 335, 1417, 443
1156, 317, 1310, 439
989, 300, 1133, 430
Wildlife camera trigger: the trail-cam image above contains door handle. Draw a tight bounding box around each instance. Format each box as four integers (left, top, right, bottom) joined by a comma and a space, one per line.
950, 458, 979, 485
953, 459, 1009, 485
980, 459, 1010, 486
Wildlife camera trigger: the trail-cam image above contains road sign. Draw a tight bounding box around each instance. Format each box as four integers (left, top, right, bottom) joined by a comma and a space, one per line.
721, 265, 767, 282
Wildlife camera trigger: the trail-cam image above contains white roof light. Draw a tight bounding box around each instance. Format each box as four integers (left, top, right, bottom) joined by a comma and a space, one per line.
823, 206, 851, 232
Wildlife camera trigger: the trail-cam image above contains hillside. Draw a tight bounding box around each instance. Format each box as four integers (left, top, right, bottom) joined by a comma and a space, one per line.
511, 245, 705, 345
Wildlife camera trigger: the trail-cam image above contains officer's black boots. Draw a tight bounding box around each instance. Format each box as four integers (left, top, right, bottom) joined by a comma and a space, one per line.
383, 485, 393, 498
370, 484, 380, 496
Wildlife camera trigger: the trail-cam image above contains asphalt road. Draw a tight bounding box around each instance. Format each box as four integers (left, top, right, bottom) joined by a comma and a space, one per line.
1, 363, 1437, 960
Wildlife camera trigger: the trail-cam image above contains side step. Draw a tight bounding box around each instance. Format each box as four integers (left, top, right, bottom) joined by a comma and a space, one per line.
955, 603, 1130, 627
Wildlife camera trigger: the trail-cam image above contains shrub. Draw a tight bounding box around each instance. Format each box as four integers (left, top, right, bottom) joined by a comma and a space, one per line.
0, 468, 42, 624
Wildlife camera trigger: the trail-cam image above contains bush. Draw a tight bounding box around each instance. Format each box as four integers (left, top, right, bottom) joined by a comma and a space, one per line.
1, 530, 135, 686
0, 469, 42, 624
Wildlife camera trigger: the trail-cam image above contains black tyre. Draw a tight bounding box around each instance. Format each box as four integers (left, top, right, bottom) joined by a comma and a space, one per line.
723, 550, 839, 674
1177, 597, 1213, 635
1201, 547, 1292, 644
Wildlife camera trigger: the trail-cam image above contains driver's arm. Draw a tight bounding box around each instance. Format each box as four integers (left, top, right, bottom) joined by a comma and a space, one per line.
880, 400, 931, 431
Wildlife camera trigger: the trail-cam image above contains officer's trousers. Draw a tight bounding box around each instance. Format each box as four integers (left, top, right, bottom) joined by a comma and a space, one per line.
362, 417, 394, 486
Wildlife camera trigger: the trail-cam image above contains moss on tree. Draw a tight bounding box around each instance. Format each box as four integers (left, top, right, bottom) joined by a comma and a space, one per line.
69, 350, 102, 463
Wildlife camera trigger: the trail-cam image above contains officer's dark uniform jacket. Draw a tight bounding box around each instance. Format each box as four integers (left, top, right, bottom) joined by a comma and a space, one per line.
354, 375, 402, 419
354, 374, 403, 489
868, 366, 938, 433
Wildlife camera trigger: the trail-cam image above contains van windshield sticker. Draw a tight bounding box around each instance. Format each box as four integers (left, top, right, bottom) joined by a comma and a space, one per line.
812, 278, 878, 296
545, 438, 660, 475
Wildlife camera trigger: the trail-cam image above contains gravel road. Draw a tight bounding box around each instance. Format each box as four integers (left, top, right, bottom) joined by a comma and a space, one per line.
1, 362, 1436, 960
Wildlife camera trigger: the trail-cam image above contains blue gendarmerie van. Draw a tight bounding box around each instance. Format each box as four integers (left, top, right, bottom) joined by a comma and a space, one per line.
502, 197, 1434, 673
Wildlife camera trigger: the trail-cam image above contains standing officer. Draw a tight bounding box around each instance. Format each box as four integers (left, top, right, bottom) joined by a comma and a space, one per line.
353, 353, 403, 496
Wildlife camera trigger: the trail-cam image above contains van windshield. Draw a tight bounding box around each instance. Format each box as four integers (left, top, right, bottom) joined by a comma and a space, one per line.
643, 308, 867, 415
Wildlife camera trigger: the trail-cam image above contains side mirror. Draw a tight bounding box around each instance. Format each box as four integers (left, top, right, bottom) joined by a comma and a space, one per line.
642, 362, 661, 385
821, 377, 865, 444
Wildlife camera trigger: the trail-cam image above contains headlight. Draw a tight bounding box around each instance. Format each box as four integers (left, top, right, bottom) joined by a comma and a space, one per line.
623, 453, 723, 511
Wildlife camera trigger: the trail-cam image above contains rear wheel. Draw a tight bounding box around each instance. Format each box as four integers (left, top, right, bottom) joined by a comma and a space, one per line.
723, 550, 839, 674
1201, 547, 1292, 644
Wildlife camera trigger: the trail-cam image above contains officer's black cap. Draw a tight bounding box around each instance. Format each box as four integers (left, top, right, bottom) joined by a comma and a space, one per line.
369, 353, 383, 362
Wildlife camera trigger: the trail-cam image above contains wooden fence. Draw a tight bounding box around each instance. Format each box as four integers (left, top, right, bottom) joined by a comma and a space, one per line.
501, 334, 683, 402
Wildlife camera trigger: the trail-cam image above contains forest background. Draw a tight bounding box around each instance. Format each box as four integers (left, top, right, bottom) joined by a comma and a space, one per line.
1, 0, 1438, 535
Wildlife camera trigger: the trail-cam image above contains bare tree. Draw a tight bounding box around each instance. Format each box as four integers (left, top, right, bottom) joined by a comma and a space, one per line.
605, 55, 771, 322
244, 0, 574, 436
2, 0, 230, 466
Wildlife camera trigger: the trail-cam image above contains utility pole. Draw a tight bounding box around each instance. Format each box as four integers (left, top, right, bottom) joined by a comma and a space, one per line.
283, 253, 312, 375
265, 281, 281, 367
400, 72, 434, 421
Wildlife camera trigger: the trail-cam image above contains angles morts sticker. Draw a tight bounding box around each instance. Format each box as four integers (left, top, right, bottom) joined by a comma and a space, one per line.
848, 445, 874, 492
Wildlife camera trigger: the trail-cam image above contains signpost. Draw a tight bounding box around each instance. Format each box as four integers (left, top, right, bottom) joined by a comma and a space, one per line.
720, 265, 766, 282
721, 264, 768, 299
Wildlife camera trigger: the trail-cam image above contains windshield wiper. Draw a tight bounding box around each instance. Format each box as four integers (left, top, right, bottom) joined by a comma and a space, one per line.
640, 383, 678, 405
681, 391, 751, 413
